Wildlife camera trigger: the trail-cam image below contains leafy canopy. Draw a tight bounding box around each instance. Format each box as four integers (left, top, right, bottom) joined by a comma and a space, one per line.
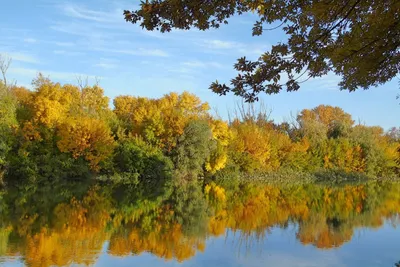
124, 0, 400, 102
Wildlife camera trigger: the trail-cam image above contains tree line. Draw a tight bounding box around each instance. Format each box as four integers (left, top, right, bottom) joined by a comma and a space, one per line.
0, 72, 399, 188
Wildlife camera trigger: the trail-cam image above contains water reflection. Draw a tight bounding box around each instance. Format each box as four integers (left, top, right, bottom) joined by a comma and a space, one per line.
1, 181, 400, 266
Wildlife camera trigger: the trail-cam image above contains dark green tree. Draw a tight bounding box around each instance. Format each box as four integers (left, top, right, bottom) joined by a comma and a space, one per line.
172, 120, 213, 181
125, 1, 400, 102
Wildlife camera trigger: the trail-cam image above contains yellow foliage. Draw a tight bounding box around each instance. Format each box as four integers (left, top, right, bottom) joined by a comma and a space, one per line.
113, 91, 209, 150
10, 86, 32, 105
205, 182, 226, 203
205, 150, 228, 173
209, 119, 232, 146
57, 117, 115, 170
108, 224, 204, 262
229, 121, 272, 171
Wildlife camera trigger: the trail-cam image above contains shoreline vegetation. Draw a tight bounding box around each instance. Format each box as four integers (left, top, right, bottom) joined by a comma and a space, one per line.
0, 74, 399, 188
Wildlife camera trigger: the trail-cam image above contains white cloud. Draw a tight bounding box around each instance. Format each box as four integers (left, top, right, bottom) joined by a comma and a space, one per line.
200, 39, 270, 57
62, 4, 122, 23
202, 39, 241, 49
182, 60, 223, 69
306, 72, 341, 91
94, 63, 117, 69
1, 52, 39, 64
9, 67, 100, 82
23, 38, 37, 43
53, 41, 75, 47
53, 50, 84, 56
50, 22, 108, 39
97, 48, 169, 57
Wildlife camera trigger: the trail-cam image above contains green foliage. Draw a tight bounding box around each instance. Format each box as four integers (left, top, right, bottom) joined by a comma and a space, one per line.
168, 181, 208, 236
125, 1, 400, 102
172, 120, 213, 181
0, 82, 17, 181
5, 127, 91, 185
109, 138, 173, 200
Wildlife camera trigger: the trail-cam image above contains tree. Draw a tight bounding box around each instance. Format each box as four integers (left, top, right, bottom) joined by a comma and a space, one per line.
0, 55, 11, 88
57, 117, 115, 171
172, 120, 213, 181
113, 92, 209, 150
297, 105, 354, 140
0, 56, 16, 181
125, 1, 400, 102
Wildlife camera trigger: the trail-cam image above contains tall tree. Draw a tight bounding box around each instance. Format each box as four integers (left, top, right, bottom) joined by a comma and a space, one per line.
124, 1, 400, 102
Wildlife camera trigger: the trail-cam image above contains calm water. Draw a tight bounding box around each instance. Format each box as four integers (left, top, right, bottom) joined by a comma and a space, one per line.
1, 181, 400, 266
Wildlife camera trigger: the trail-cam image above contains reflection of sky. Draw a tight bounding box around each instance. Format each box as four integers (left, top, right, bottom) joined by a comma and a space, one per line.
0, 257, 24, 267
93, 222, 400, 267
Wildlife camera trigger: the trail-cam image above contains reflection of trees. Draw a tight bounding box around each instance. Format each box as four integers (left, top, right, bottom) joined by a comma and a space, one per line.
108, 224, 205, 262
0, 182, 400, 265
207, 182, 400, 250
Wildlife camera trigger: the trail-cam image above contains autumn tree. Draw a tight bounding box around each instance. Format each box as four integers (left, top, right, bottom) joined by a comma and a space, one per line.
124, 1, 400, 102
205, 119, 232, 173
57, 117, 115, 171
0, 55, 17, 181
113, 92, 209, 150
297, 105, 354, 141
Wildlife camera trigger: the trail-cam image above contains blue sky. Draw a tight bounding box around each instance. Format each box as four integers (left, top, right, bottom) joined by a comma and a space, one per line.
0, 0, 398, 129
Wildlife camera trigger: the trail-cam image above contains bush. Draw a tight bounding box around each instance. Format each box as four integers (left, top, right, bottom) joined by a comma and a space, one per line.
110, 138, 174, 199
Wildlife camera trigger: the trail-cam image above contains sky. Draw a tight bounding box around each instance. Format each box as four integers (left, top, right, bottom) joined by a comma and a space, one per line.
0, 0, 398, 129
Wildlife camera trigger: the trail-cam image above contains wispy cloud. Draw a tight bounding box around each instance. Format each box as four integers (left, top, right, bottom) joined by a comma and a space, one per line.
168, 60, 225, 76
53, 3, 171, 40
93, 58, 119, 69
199, 39, 270, 57
23, 38, 37, 43
182, 60, 224, 69
201, 39, 241, 49
53, 41, 75, 47
1, 52, 40, 64
94, 63, 117, 69
50, 22, 108, 39
9, 67, 100, 82
53, 50, 84, 56
96, 47, 169, 57
62, 3, 122, 23
306, 72, 341, 91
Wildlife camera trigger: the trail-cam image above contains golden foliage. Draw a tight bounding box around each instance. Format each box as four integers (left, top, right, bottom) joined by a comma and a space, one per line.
57, 117, 115, 170
113, 91, 209, 150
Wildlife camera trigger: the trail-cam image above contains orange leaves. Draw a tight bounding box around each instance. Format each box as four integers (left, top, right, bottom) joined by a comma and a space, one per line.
57, 117, 115, 171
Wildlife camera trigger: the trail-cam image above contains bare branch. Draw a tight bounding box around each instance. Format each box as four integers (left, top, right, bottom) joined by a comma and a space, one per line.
94, 76, 101, 86
76, 75, 89, 90
0, 54, 12, 87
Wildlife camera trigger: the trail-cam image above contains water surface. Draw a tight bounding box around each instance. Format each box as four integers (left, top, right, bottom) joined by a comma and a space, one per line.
1, 181, 399, 266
